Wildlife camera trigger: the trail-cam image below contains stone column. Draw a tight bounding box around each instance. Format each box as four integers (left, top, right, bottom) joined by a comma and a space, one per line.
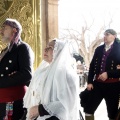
46, 0, 58, 42
41, 0, 58, 50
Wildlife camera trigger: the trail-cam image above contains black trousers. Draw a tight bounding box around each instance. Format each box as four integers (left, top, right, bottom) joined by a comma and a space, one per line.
0, 99, 24, 120
0, 103, 6, 120
84, 81, 120, 119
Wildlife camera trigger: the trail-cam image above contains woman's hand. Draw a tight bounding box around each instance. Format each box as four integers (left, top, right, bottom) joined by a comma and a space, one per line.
29, 105, 39, 120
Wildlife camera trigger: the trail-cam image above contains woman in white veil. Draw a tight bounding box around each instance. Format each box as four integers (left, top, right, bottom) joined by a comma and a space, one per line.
23, 39, 79, 120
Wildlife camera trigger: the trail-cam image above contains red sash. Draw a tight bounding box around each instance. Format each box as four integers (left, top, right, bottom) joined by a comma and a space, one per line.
0, 85, 27, 103
95, 75, 119, 83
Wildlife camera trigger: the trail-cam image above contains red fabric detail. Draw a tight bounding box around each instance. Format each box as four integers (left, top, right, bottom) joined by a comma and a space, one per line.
8, 115, 12, 120
95, 75, 119, 83
0, 85, 27, 103
4, 115, 12, 120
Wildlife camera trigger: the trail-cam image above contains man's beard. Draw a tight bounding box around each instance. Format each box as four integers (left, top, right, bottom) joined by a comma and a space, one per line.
1, 36, 10, 43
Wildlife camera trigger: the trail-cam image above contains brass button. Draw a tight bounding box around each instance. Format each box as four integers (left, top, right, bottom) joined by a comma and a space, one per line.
1, 74, 4, 77
9, 60, 12, 63
5, 67, 8, 70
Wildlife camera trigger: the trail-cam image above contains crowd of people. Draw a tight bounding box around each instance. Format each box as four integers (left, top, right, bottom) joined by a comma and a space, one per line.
0, 18, 120, 120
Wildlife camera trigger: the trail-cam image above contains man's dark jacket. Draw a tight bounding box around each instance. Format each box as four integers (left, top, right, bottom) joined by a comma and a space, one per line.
0, 40, 34, 102
88, 39, 120, 84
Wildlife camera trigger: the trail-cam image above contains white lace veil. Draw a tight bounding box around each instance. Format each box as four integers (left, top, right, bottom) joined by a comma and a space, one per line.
23, 39, 79, 120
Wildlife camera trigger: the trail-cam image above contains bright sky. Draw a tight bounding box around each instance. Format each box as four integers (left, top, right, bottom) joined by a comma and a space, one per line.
58, 0, 120, 38
58, 0, 120, 53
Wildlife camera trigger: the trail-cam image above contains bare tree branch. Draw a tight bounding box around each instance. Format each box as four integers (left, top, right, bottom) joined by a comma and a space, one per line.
59, 15, 115, 67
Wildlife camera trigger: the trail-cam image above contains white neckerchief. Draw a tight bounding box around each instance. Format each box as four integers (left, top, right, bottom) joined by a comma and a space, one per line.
23, 40, 79, 120
105, 41, 114, 51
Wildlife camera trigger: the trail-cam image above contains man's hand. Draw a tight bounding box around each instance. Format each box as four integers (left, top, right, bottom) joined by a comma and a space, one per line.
87, 84, 93, 91
117, 65, 120, 69
98, 72, 108, 81
29, 105, 39, 120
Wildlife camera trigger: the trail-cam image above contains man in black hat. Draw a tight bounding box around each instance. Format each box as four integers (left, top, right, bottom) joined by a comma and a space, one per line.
83, 29, 120, 120
0, 18, 34, 120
